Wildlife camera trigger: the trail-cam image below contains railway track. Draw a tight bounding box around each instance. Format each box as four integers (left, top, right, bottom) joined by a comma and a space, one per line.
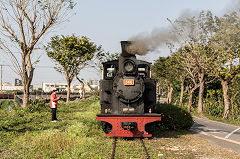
111, 137, 150, 159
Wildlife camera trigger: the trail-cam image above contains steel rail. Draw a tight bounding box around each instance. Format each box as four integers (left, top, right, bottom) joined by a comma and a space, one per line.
110, 137, 151, 159
140, 138, 150, 159
111, 137, 117, 159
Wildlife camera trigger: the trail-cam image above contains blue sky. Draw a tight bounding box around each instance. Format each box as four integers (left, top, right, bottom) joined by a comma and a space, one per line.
0, 0, 238, 85
61, 0, 231, 54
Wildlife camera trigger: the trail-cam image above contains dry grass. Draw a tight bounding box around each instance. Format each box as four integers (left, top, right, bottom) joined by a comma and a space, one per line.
144, 131, 240, 159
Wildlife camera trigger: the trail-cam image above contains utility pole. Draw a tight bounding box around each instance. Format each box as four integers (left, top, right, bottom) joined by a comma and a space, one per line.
0, 64, 2, 92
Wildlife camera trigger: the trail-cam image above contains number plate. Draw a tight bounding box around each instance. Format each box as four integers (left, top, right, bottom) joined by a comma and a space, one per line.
123, 79, 134, 85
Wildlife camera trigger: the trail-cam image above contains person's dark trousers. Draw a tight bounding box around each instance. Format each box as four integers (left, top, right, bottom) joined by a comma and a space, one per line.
51, 108, 57, 121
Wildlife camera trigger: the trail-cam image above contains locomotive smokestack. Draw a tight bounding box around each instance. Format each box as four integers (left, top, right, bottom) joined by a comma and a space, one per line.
121, 41, 149, 56
120, 41, 135, 57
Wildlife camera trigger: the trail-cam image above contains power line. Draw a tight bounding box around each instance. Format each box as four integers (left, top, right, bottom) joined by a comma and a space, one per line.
35, 66, 55, 68
0, 64, 54, 68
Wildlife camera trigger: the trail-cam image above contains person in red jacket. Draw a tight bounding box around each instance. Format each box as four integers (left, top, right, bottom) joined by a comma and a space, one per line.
50, 90, 61, 122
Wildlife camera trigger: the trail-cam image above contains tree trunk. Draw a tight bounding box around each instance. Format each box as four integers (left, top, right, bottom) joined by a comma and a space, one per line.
167, 84, 173, 104
198, 73, 205, 114
221, 79, 230, 119
188, 91, 193, 112
188, 85, 199, 112
75, 76, 86, 99
80, 81, 86, 99
230, 91, 239, 117
166, 85, 170, 103
180, 77, 185, 105
157, 82, 161, 94
22, 82, 30, 107
66, 78, 71, 102
22, 54, 34, 108
198, 81, 204, 114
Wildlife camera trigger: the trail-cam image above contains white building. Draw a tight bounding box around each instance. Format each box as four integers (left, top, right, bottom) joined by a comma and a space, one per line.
42, 82, 94, 93
42, 83, 68, 92
0, 82, 23, 91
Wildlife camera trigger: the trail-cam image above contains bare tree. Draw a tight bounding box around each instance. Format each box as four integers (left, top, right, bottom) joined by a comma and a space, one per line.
0, 0, 75, 107
169, 11, 216, 113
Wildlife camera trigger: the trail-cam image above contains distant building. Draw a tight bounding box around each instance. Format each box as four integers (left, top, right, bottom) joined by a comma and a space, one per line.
15, 78, 23, 86
1, 82, 23, 91
32, 84, 42, 91
2, 82, 12, 86
42, 83, 67, 92
42, 81, 99, 93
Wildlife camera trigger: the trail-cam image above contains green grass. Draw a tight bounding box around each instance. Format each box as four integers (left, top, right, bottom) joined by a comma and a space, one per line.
0, 97, 111, 159
0, 98, 240, 159
203, 113, 240, 126
191, 109, 240, 126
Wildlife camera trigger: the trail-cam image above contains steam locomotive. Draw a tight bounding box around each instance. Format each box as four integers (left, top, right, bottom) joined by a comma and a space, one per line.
96, 41, 161, 137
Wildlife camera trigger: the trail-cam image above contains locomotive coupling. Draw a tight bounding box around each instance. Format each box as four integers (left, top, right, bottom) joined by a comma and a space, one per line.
121, 122, 137, 130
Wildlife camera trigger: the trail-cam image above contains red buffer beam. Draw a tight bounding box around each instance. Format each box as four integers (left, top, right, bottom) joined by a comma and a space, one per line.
96, 115, 161, 137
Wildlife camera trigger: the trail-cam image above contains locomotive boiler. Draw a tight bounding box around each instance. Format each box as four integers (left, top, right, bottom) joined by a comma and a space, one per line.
96, 41, 161, 137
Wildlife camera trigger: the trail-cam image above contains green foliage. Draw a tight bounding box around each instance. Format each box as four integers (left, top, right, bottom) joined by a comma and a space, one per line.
152, 56, 179, 83
46, 35, 99, 75
209, 11, 240, 81
204, 89, 224, 117
0, 101, 45, 131
206, 104, 223, 117
204, 113, 240, 126
0, 100, 10, 109
152, 10, 240, 119
156, 103, 194, 130
26, 99, 50, 113
46, 35, 101, 101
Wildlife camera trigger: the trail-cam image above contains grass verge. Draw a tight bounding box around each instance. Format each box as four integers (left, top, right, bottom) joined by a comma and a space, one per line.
0, 98, 239, 159
191, 110, 240, 126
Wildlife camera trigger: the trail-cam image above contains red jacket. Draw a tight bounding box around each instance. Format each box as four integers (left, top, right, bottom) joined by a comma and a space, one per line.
50, 93, 59, 108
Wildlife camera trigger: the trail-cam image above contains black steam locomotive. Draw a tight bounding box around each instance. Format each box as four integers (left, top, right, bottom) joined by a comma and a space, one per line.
96, 41, 161, 137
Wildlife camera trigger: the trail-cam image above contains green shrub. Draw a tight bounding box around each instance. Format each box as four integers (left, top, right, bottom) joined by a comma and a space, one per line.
0, 100, 13, 110
0, 100, 48, 131
205, 103, 223, 117
27, 99, 49, 113
156, 103, 193, 130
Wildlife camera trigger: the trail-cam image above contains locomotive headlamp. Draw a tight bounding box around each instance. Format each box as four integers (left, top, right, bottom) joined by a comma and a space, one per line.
124, 61, 134, 72
138, 68, 146, 72
138, 67, 146, 76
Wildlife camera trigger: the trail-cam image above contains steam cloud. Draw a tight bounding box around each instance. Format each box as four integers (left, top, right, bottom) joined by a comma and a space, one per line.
224, 0, 240, 13
127, 2, 240, 56
126, 10, 203, 55
127, 27, 177, 55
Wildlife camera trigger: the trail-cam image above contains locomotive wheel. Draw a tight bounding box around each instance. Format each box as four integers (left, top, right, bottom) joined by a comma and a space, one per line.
101, 121, 112, 134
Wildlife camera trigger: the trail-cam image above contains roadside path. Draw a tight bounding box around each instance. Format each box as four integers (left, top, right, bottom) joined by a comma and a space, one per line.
191, 116, 240, 153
